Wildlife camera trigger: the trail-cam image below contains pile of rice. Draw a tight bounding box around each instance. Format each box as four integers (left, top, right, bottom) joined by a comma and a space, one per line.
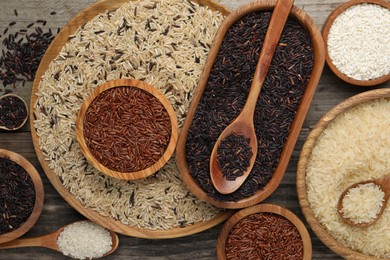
306, 98, 390, 258
340, 182, 385, 224
57, 221, 112, 259
34, 0, 224, 230
327, 3, 390, 81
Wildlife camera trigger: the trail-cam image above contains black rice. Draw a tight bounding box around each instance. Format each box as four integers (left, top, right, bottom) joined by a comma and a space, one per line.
185, 11, 314, 201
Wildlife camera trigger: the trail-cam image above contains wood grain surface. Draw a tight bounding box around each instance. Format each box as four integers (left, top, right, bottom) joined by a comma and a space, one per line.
0, 0, 389, 259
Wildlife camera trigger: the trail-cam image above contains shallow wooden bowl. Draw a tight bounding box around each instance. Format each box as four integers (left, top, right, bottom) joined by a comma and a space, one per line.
0, 149, 44, 244
76, 78, 178, 181
216, 203, 312, 260
0, 94, 28, 131
322, 0, 390, 86
297, 88, 390, 259
31, 0, 233, 238
176, 0, 325, 209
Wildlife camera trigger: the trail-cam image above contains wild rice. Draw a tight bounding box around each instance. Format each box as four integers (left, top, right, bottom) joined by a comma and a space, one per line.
34, 0, 224, 230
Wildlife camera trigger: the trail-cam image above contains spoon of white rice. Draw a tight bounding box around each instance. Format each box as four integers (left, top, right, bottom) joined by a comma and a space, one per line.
337, 174, 390, 227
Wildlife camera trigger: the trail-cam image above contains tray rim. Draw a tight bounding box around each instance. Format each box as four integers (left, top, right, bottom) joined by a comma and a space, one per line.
30, 0, 233, 239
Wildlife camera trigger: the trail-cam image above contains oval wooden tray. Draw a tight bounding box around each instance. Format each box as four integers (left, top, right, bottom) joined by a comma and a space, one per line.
176, 0, 325, 209
30, 0, 232, 239
0, 149, 44, 244
216, 203, 312, 260
297, 88, 390, 259
322, 0, 390, 86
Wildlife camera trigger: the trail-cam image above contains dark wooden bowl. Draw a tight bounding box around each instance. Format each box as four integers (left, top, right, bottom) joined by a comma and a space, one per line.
176, 0, 325, 209
216, 203, 312, 260
0, 149, 44, 244
322, 0, 390, 86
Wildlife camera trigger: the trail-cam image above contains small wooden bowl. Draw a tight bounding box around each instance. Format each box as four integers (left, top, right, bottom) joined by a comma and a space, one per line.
0, 94, 28, 131
217, 203, 312, 260
176, 0, 325, 209
322, 0, 390, 86
76, 78, 178, 181
297, 88, 390, 259
0, 149, 44, 244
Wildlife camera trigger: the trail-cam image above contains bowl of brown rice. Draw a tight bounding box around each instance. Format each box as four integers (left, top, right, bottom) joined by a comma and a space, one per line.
216, 203, 312, 259
76, 78, 179, 181
322, 0, 390, 86
297, 88, 390, 259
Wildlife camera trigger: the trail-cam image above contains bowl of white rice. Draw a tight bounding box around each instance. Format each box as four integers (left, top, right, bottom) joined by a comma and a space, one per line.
297, 88, 390, 259
322, 0, 390, 86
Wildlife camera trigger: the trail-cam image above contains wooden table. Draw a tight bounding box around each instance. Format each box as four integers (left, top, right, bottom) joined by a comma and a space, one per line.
0, 0, 388, 259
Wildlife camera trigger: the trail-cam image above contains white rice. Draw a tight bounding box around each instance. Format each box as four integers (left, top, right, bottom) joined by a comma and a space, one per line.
340, 182, 385, 224
327, 3, 390, 81
34, 0, 224, 230
306, 98, 390, 258
57, 221, 112, 259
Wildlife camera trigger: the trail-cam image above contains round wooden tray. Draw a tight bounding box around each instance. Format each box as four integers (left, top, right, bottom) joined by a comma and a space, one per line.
297, 88, 390, 259
216, 203, 312, 260
30, 0, 232, 239
0, 149, 44, 244
176, 0, 325, 209
322, 0, 390, 86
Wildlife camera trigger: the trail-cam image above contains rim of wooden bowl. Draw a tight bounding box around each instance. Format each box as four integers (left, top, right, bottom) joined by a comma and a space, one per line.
0, 149, 44, 244
0, 94, 29, 131
296, 88, 390, 259
322, 0, 390, 87
176, 0, 325, 209
76, 78, 179, 181
216, 203, 312, 260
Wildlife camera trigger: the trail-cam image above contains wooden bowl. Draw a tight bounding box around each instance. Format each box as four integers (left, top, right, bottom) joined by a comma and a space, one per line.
0, 149, 44, 244
31, 0, 233, 239
297, 88, 390, 259
176, 0, 325, 209
216, 203, 312, 260
322, 0, 390, 86
76, 78, 178, 181
0, 94, 28, 131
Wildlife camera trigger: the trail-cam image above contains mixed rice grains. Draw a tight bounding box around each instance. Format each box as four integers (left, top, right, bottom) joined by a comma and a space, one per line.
34, 0, 224, 230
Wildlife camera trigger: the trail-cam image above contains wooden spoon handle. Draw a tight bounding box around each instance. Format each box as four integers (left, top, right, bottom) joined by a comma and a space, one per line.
0, 232, 60, 251
245, 0, 294, 114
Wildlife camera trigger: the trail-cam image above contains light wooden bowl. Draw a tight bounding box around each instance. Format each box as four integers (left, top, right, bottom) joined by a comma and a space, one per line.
176, 0, 325, 209
322, 0, 390, 86
0, 149, 44, 244
297, 88, 390, 259
0, 94, 28, 131
216, 203, 312, 260
76, 79, 178, 181
30, 0, 233, 239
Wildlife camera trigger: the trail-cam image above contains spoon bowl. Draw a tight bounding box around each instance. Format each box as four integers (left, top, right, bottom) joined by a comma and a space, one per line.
337, 175, 390, 227
210, 0, 295, 194
0, 220, 119, 259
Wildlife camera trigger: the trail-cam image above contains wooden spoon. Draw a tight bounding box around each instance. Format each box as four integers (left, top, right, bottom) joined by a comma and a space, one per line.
0, 93, 28, 131
337, 175, 390, 227
210, 0, 295, 194
0, 221, 119, 258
